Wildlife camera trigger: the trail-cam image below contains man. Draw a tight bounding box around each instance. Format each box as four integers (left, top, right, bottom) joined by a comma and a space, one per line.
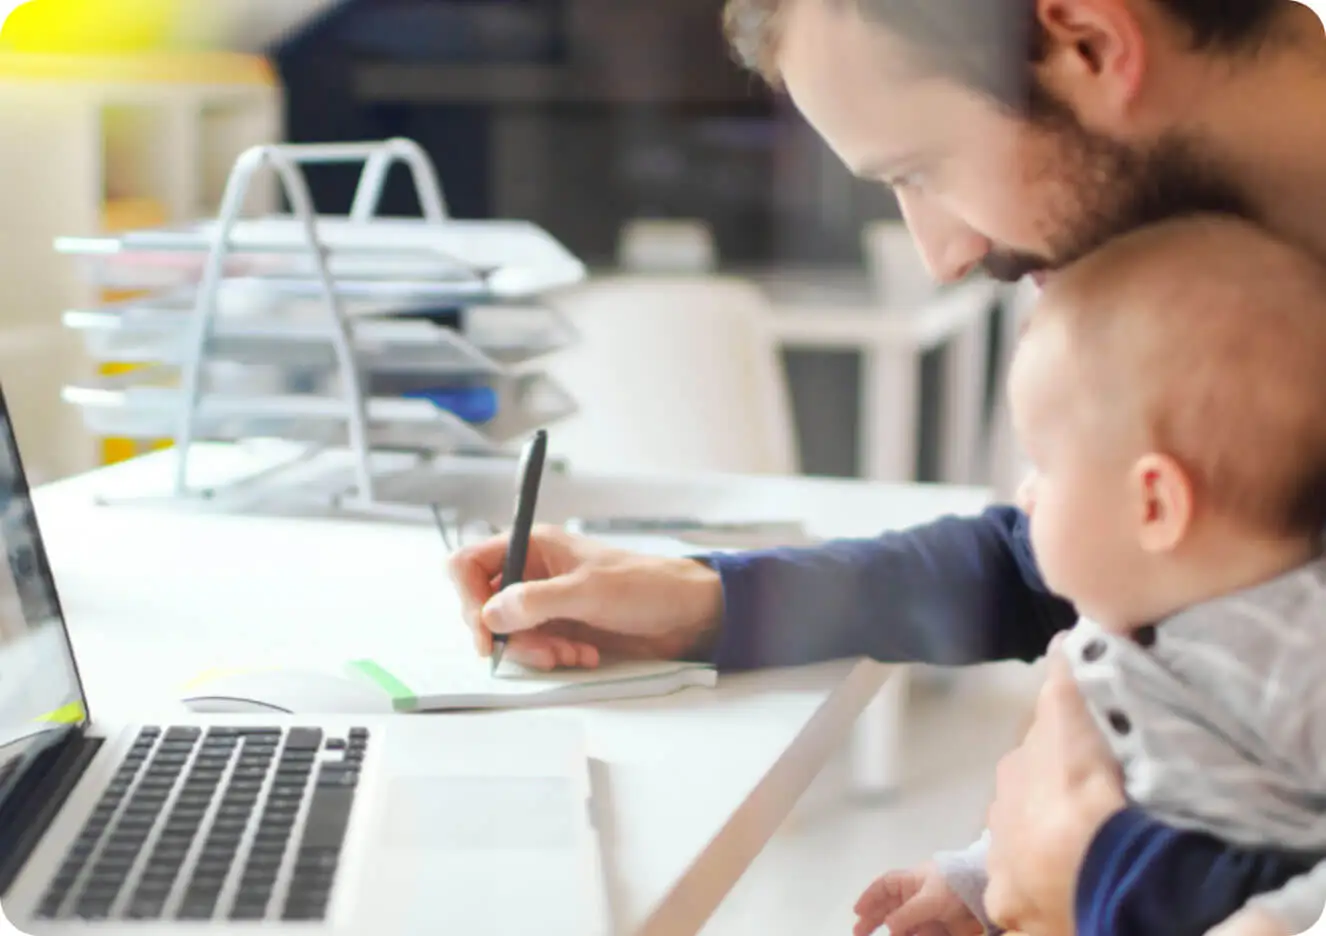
448, 1, 1326, 932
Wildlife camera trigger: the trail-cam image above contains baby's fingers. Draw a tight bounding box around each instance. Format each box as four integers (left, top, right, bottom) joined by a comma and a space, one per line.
853, 877, 911, 935
852, 909, 889, 936
882, 891, 945, 936
853, 876, 903, 916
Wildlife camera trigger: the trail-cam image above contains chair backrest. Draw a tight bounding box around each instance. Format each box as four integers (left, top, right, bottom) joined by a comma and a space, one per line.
616, 219, 716, 274
542, 275, 799, 476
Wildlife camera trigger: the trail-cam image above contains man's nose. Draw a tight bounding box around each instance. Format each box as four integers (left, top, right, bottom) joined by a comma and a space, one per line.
896, 191, 991, 285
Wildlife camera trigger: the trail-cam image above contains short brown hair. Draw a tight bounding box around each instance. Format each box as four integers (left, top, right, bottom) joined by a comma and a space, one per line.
723, 0, 1286, 108
1030, 213, 1326, 537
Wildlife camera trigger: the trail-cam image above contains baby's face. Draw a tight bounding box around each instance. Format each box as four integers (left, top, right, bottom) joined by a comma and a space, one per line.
1008, 321, 1151, 630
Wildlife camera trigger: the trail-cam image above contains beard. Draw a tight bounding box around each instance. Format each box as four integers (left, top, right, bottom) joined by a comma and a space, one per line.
979, 86, 1258, 283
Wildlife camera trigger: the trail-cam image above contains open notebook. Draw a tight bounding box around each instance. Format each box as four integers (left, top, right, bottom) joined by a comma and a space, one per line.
345, 657, 717, 712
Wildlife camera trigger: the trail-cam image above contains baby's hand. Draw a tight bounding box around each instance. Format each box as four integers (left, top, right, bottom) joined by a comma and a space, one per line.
1206, 908, 1293, 936
853, 861, 984, 936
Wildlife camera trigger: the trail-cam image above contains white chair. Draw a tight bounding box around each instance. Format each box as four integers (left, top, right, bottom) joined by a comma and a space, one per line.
542, 275, 798, 476
616, 218, 718, 275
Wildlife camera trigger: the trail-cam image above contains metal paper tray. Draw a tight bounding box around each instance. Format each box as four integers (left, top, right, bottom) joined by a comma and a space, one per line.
55, 216, 587, 299
63, 292, 577, 370
62, 370, 577, 452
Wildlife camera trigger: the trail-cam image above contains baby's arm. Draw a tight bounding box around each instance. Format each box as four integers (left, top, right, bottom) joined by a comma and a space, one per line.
933, 829, 1003, 934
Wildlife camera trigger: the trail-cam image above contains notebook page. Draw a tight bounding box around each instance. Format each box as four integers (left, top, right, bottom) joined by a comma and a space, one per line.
347, 656, 714, 709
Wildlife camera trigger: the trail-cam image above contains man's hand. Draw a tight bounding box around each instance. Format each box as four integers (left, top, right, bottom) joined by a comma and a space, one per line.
447, 524, 725, 669
853, 862, 983, 936
984, 639, 1127, 935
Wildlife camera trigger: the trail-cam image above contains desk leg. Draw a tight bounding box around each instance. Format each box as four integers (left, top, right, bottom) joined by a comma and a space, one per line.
848, 664, 910, 798
861, 345, 920, 482
939, 313, 992, 485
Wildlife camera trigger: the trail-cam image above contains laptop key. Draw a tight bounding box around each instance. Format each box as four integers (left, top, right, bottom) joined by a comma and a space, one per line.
178, 899, 218, 920
284, 727, 323, 750
318, 765, 358, 788
126, 897, 166, 920
74, 901, 113, 920
231, 901, 271, 921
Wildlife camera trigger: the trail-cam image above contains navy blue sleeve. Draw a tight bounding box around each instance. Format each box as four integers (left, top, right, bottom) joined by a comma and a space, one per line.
1077, 808, 1323, 936
703, 504, 1076, 670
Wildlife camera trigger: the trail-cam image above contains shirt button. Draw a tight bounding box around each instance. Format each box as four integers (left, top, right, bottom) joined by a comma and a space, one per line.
1082, 639, 1107, 663
1134, 625, 1158, 648
1108, 710, 1132, 735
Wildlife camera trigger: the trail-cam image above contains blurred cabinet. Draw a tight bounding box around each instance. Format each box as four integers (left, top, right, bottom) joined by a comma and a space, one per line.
0, 53, 282, 483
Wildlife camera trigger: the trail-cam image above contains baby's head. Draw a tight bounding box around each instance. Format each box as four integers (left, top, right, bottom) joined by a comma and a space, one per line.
1009, 214, 1326, 631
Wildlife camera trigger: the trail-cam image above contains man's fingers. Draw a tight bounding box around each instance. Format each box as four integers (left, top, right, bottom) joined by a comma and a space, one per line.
983, 874, 1022, 932
483, 572, 595, 636
448, 533, 510, 582
471, 620, 492, 657
448, 537, 507, 632
502, 632, 599, 671
1043, 634, 1075, 682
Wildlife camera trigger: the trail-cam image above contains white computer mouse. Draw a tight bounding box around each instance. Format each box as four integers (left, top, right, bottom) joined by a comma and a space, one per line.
180, 667, 396, 716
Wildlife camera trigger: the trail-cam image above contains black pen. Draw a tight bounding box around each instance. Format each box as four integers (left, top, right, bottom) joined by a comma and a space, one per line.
493, 428, 547, 674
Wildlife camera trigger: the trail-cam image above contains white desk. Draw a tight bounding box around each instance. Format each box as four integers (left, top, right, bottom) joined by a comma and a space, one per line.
30, 447, 990, 934
756, 271, 1002, 485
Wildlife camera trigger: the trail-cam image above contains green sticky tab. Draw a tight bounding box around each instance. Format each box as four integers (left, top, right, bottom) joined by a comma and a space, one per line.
346, 659, 414, 703
37, 701, 86, 724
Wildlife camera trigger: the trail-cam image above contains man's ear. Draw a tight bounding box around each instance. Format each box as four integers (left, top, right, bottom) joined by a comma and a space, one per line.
1131, 452, 1193, 553
1032, 0, 1147, 122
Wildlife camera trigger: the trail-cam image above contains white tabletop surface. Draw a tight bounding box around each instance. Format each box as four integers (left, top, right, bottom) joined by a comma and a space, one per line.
28, 446, 990, 934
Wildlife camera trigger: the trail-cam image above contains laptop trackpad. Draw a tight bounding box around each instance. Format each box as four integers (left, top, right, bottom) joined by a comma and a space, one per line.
381, 776, 583, 850
361, 777, 598, 935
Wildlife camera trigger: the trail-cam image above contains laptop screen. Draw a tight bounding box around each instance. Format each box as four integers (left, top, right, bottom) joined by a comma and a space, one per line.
0, 391, 88, 794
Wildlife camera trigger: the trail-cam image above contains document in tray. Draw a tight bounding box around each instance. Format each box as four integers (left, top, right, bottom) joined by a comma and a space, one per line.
348, 656, 717, 713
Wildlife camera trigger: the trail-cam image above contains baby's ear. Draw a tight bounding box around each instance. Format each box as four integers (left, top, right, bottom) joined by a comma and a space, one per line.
1131, 452, 1193, 553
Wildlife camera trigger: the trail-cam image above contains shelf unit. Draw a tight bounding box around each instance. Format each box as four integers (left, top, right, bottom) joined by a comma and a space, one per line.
56, 137, 584, 518
0, 52, 282, 484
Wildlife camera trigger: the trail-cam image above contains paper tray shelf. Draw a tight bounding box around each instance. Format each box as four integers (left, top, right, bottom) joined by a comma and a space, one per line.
57, 137, 585, 514
56, 216, 586, 300
63, 370, 577, 455
64, 293, 577, 371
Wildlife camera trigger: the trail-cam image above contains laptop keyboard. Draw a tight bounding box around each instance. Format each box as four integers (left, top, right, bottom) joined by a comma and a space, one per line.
34, 725, 368, 923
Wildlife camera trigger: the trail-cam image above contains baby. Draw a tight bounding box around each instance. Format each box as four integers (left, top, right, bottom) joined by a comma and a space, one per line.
854, 214, 1326, 936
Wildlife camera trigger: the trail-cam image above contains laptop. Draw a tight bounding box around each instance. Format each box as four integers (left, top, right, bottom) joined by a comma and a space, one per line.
0, 394, 607, 934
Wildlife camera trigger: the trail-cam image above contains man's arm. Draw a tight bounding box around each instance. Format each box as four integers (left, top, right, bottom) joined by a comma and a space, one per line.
1076, 809, 1322, 936
703, 504, 1075, 670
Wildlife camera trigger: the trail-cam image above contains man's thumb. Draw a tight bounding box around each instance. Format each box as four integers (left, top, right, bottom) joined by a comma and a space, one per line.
482, 576, 585, 634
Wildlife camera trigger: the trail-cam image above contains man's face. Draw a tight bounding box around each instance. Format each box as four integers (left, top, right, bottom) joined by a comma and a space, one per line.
775, 0, 1253, 284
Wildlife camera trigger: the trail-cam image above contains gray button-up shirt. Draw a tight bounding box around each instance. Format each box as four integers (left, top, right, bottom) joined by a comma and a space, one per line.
937, 557, 1326, 933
